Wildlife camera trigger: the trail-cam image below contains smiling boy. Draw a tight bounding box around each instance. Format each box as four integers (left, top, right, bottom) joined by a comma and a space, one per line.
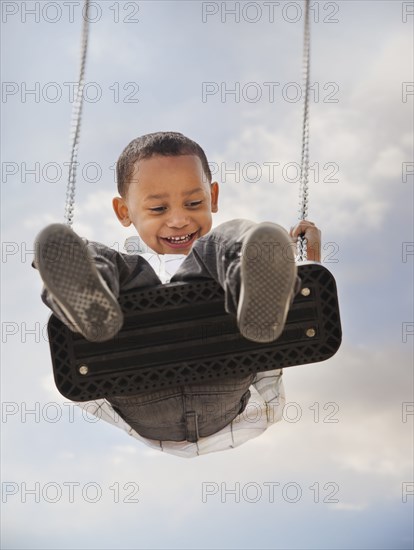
112, 154, 219, 255
35, 131, 321, 456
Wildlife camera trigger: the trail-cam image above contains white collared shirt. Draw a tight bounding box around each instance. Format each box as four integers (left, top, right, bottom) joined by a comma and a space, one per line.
77, 236, 285, 458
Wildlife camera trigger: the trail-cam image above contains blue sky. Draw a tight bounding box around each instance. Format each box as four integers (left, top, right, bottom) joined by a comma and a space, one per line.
1, 1, 413, 549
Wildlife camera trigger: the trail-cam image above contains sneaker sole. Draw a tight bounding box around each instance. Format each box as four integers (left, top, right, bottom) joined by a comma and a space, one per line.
237, 222, 297, 343
35, 224, 123, 342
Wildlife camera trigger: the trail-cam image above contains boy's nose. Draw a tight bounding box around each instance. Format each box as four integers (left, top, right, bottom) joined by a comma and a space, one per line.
166, 210, 190, 229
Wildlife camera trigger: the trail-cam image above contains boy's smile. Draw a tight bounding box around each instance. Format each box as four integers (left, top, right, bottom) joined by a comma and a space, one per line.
113, 155, 219, 255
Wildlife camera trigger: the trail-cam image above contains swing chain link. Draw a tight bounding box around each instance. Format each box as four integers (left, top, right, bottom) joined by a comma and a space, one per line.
64, 0, 90, 227
297, 0, 311, 262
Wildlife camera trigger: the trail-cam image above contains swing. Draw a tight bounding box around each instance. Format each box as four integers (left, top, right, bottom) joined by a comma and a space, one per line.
47, 0, 342, 402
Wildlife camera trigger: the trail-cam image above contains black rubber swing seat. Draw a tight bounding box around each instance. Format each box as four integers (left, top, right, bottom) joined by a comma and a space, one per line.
48, 262, 342, 402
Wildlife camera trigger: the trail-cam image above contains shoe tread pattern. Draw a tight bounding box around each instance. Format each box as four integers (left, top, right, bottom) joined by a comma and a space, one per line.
238, 223, 297, 343
36, 224, 123, 342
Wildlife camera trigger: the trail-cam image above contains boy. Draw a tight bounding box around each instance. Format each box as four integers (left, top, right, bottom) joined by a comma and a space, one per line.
35, 131, 321, 457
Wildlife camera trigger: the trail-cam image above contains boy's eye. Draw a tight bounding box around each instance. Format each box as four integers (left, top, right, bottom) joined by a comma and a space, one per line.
149, 201, 202, 213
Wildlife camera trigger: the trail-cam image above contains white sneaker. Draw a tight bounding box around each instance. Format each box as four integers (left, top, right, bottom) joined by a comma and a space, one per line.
35, 224, 123, 342
237, 222, 297, 343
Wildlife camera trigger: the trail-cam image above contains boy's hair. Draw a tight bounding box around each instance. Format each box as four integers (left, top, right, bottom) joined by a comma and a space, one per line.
116, 131, 212, 197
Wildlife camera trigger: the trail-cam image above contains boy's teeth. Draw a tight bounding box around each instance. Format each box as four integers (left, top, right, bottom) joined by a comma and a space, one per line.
167, 233, 192, 242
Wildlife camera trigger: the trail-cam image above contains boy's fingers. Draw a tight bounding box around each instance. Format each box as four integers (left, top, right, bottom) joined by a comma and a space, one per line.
290, 220, 317, 239
289, 221, 322, 262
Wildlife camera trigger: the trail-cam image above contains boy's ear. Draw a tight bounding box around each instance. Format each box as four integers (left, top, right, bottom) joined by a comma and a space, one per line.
112, 197, 131, 227
210, 181, 219, 213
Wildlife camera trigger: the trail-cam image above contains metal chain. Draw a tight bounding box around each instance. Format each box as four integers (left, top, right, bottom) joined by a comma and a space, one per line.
64, 0, 90, 227
297, 0, 311, 262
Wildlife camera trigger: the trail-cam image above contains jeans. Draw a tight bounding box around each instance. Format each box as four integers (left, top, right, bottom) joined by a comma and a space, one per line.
40, 219, 296, 442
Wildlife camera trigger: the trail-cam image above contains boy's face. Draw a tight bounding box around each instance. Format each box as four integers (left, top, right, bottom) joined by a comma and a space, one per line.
113, 154, 219, 255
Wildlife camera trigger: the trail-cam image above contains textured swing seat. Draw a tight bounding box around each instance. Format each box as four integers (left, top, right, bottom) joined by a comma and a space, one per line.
48, 262, 342, 402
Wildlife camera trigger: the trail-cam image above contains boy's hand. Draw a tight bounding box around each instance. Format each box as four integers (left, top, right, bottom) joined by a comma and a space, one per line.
290, 220, 321, 262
